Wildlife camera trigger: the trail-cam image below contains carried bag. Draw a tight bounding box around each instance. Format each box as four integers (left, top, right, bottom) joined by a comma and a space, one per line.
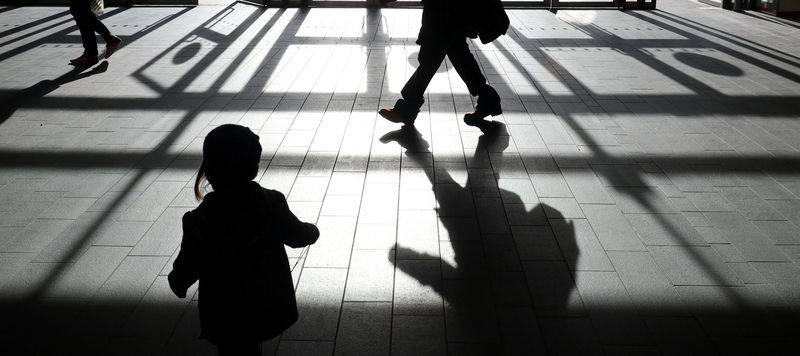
477, 0, 510, 44
91, 0, 104, 16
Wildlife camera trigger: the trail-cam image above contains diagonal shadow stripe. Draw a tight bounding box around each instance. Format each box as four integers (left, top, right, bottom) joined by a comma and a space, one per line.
0, 9, 71, 43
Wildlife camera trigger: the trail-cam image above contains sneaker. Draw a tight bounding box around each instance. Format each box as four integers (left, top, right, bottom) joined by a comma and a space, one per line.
379, 107, 414, 125
69, 54, 99, 66
105, 36, 122, 59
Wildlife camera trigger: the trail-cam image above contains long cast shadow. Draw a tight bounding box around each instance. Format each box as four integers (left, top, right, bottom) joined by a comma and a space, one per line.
381, 123, 583, 352
0, 62, 108, 126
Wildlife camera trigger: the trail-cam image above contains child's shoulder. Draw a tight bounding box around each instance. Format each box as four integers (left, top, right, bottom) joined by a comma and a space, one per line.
253, 182, 285, 200
260, 187, 288, 204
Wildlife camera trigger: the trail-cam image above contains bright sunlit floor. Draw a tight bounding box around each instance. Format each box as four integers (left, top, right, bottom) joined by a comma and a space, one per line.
1, 0, 800, 354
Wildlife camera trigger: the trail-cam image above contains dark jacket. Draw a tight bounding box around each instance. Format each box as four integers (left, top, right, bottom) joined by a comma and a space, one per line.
168, 181, 319, 344
415, 0, 509, 45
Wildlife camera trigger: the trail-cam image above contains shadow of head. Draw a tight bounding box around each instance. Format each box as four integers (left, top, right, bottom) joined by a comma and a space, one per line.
674, 52, 744, 77
540, 202, 578, 262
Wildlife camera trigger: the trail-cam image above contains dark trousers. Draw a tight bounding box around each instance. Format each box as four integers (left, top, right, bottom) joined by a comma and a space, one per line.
69, 0, 112, 56
397, 36, 500, 121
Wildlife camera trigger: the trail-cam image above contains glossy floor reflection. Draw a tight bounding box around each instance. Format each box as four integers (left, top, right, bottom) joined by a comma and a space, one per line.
1, 1, 800, 354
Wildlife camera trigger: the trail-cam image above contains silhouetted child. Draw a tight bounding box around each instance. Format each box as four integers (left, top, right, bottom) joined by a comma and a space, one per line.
168, 124, 319, 356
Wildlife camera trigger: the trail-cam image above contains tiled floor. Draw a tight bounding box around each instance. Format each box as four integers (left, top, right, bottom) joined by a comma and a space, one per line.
1, 0, 800, 354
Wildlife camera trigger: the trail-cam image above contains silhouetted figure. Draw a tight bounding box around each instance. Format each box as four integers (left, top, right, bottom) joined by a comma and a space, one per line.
378, 0, 509, 125
381, 122, 579, 352
69, 0, 121, 65
168, 124, 319, 356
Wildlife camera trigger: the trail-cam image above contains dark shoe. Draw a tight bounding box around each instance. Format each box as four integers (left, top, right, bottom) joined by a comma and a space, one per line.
69, 54, 99, 66
105, 36, 122, 59
379, 107, 414, 125
464, 107, 502, 125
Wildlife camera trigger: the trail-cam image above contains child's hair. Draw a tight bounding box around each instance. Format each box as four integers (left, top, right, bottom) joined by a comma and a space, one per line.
194, 124, 262, 201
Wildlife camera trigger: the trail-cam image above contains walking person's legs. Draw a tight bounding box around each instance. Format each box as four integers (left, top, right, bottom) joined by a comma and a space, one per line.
380, 40, 448, 125
446, 38, 501, 122
70, 0, 99, 63
89, 14, 122, 59
87, 12, 122, 58
69, 0, 121, 65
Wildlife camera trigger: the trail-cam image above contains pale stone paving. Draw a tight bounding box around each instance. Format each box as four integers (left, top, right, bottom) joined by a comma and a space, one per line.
1, 0, 799, 354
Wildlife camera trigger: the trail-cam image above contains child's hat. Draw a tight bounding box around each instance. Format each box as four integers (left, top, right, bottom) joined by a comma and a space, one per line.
203, 124, 261, 183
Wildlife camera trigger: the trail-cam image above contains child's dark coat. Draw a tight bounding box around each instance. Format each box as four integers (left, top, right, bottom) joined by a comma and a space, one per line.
168, 181, 319, 344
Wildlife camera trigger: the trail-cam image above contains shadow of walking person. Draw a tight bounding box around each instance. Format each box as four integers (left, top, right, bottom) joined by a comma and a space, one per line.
381, 121, 582, 354
0, 62, 108, 125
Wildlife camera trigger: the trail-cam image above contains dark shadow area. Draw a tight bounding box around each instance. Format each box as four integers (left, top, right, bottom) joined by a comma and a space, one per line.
2, 90, 797, 116
0, 296, 798, 354
4, 150, 800, 174
674, 51, 744, 76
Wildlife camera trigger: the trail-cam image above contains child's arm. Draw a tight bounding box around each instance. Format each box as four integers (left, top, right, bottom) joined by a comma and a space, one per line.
168, 212, 201, 298
269, 190, 320, 248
